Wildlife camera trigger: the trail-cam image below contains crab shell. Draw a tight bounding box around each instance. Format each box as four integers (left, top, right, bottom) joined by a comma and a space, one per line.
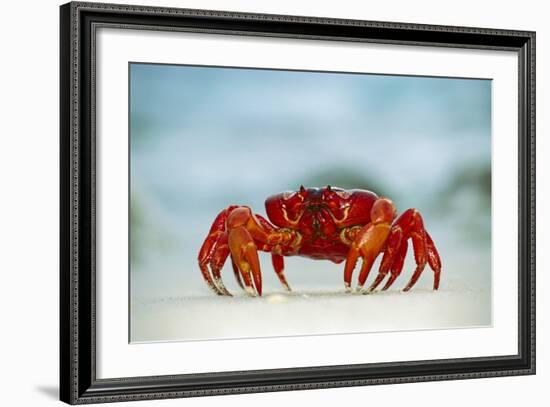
264, 186, 395, 263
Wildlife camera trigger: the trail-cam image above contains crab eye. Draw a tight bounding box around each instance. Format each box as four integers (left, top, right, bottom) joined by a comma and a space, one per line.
321, 186, 336, 200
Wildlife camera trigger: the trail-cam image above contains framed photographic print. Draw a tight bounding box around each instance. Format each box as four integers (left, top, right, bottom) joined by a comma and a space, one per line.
60, 1, 536, 404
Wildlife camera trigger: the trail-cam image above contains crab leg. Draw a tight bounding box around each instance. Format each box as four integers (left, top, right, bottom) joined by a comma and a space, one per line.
198, 208, 231, 295
272, 254, 291, 291
366, 226, 403, 292
402, 230, 441, 291
402, 214, 428, 291
426, 232, 442, 289
208, 237, 232, 296
382, 240, 408, 290
397, 209, 442, 291
257, 214, 293, 291
370, 209, 442, 292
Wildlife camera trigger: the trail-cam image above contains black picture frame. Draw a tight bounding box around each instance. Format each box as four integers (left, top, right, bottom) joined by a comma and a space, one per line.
60, 1, 536, 404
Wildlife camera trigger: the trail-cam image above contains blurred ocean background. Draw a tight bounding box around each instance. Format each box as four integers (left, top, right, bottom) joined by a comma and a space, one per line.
129, 63, 491, 342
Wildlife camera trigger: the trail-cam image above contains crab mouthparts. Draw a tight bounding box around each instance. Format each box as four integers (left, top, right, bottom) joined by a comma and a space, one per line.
305, 204, 327, 212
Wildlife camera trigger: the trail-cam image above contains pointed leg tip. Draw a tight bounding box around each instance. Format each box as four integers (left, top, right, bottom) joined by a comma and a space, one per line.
208, 284, 222, 295
244, 286, 257, 297
213, 278, 232, 296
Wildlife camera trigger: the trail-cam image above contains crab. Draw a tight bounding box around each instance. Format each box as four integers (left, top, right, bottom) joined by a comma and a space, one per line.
198, 186, 441, 296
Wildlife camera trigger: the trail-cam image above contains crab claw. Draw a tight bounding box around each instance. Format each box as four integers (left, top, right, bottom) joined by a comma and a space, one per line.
343, 198, 395, 292
228, 227, 262, 296
227, 209, 263, 296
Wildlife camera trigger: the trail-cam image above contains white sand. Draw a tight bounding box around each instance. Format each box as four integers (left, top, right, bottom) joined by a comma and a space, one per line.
130, 286, 491, 342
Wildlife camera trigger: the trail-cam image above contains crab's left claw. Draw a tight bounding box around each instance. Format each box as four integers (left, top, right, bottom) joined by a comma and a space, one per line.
343, 198, 395, 292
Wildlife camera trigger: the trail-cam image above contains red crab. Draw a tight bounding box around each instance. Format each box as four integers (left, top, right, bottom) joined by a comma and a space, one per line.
198, 186, 441, 296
